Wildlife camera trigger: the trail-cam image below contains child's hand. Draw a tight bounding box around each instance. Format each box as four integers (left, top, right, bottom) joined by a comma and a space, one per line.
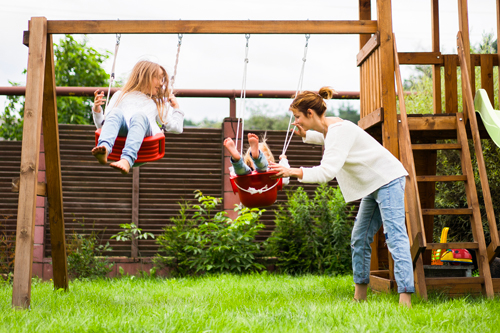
279, 154, 287, 160
292, 122, 306, 138
168, 94, 180, 109
93, 90, 105, 113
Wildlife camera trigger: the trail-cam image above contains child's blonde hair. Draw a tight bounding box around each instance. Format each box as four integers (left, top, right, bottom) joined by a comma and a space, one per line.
116, 60, 170, 122
243, 140, 275, 170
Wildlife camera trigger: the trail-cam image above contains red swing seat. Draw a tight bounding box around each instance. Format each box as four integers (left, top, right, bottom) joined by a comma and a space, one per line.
230, 170, 283, 208
94, 128, 165, 164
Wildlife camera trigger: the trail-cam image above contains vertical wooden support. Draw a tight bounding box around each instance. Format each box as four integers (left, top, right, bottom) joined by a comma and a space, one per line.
496, 0, 500, 109
458, 0, 472, 119
444, 55, 458, 113
431, 0, 442, 114
229, 97, 236, 118
359, 0, 372, 48
42, 34, 68, 290
131, 167, 140, 258
377, 0, 399, 158
12, 17, 47, 309
480, 55, 494, 103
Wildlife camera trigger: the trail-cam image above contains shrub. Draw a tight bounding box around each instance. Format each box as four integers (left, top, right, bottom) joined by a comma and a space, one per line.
154, 190, 266, 275
266, 184, 354, 275
66, 217, 113, 279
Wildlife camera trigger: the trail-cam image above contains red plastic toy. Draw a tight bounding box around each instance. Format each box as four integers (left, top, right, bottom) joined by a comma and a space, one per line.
95, 128, 165, 164
230, 170, 283, 208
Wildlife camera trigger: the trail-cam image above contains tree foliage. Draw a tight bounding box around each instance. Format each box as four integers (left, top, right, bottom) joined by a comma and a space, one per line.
1, 35, 110, 140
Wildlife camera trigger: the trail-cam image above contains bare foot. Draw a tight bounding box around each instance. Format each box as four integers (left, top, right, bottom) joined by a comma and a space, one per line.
223, 137, 241, 161
354, 283, 368, 302
92, 146, 108, 165
110, 159, 131, 175
248, 133, 259, 159
399, 293, 412, 308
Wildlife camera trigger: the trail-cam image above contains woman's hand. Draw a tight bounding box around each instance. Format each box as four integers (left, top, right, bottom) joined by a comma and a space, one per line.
168, 94, 180, 109
93, 90, 105, 113
292, 122, 307, 138
268, 162, 302, 179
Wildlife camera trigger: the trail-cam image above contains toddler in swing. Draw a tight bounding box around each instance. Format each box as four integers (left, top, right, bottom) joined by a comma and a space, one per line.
91, 60, 184, 174
224, 133, 290, 185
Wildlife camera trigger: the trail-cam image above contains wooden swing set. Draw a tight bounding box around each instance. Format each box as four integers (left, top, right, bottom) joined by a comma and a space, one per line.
12, 0, 500, 309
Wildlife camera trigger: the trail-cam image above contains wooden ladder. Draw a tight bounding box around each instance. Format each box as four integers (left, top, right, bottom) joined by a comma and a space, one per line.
393, 34, 495, 299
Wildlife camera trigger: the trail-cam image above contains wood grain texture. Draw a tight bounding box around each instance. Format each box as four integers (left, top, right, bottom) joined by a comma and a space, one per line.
357, 33, 380, 66
359, 0, 372, 48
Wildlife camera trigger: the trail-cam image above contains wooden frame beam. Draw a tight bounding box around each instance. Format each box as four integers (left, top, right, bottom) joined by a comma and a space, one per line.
359, 0, 372, 48
12, 17, 47, 309
37, 20, 378, 35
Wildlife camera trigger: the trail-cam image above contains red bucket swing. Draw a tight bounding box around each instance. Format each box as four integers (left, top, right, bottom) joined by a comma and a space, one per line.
228, 34, 309, 208
95, 33, 183, 165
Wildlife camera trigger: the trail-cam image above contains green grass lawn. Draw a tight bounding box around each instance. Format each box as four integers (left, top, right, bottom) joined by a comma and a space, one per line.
1, 274, 499, 332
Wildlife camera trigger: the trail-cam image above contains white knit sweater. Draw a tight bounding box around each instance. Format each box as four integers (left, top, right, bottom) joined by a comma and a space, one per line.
93, 91, 184, 136
299, 121, 408, 202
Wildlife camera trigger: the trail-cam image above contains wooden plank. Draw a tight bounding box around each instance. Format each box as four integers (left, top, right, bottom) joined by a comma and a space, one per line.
359, 0, 372, 48
456, 112, 495, 298
412, 143, 461, 150
458, 0, 473, 105
358, 108, 383, 130
43, 20, 378, 35
11, 177, 47, 196
42, 34, 68, 291
398, 52, 442, 65
12, 17, 47, 310
426, 242, 478, 250
377, 1, 399, 158
444, 55, 458, 113
480, 54, 494, 104
431, 0, 441, 114
410, 232, 425, 267
369, 274, 393, 293
406, 115, 457, 131
426, 277, 484, 286
416, 175, 467, 182
131, 167, 139, 258
357, 32, 380, 66
375, 49, 381, 109
421, 208, 472, 215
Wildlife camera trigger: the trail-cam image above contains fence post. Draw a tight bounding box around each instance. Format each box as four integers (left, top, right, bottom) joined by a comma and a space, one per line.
222, 117, 242, 220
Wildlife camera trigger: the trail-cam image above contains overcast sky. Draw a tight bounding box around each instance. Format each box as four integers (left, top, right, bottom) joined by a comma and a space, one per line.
0, 0, 498, 122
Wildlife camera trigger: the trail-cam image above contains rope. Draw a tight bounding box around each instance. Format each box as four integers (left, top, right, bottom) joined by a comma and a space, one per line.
162, 34, 183, 125
104, 33, 121, 115
234, 178, 280, 194
235, 34, 250, 155
282, 34, 310, 156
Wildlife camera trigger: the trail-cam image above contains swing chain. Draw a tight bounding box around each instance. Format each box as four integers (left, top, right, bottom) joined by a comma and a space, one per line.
116, 33, 121, 45
177, 34, 183, 46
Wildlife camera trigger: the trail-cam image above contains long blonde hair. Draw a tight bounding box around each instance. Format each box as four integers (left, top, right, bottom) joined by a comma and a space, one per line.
115, 60, 170, 122
243, 140, 275, 170
290, 86, 336, 117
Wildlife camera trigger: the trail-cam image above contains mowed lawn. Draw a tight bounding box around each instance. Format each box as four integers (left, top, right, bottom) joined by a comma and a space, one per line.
1, 274, 499, 332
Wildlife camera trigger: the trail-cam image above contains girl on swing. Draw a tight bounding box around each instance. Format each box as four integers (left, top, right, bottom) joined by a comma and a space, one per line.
91, 60, 184, 174
224, 134, 290, 185
269, 87, 414, 307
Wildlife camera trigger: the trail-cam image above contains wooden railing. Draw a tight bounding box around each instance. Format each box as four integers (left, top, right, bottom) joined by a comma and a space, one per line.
357, 33, 383, 119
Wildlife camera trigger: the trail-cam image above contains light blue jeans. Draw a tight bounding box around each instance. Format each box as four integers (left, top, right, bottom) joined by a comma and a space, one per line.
351, 176, 415, 293
231, 150, 268, 175
98, 108, 152, 168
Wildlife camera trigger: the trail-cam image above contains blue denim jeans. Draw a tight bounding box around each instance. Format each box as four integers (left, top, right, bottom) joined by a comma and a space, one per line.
231, 150, 268, 175
97, 108, 152, 168
351, 176, 415, 293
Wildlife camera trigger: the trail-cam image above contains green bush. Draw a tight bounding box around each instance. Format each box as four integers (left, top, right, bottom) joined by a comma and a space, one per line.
66, 218, 113, 280
266, 184, 354, 275
154, 190, 266, 275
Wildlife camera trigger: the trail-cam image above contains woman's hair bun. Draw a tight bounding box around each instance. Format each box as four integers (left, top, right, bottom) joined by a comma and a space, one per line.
318, 86, 337, 100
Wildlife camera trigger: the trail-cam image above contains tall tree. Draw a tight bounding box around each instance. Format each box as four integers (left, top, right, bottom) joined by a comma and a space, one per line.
0, 35, 110, 140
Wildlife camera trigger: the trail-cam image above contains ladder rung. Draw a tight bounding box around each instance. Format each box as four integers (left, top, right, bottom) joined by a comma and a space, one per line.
422, 208, 473, 215
416, 175, 468, 182
426, 242, 478, 250
426, 277, 484, 285
412, 143, 461, 150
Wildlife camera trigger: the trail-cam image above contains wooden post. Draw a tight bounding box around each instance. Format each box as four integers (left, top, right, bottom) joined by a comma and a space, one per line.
359, 0, 372, 48
12, 17, 47, 309
431, 0, 442, 114
131, 167, 139, 258
222, 118, 242, 220
42, 34, 68, 290
496, 0, 500, 109
458, 0, 472, 120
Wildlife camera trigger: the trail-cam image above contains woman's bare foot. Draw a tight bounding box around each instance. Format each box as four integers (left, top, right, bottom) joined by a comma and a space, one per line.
223, 137, 241, 161
110, 159, 131, 175
248, 133, 259, 159
92, 146, 108, 165
399, 293, 412, 308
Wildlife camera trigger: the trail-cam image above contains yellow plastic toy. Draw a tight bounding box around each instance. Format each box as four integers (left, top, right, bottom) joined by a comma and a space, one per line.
431, 227, 449, 265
